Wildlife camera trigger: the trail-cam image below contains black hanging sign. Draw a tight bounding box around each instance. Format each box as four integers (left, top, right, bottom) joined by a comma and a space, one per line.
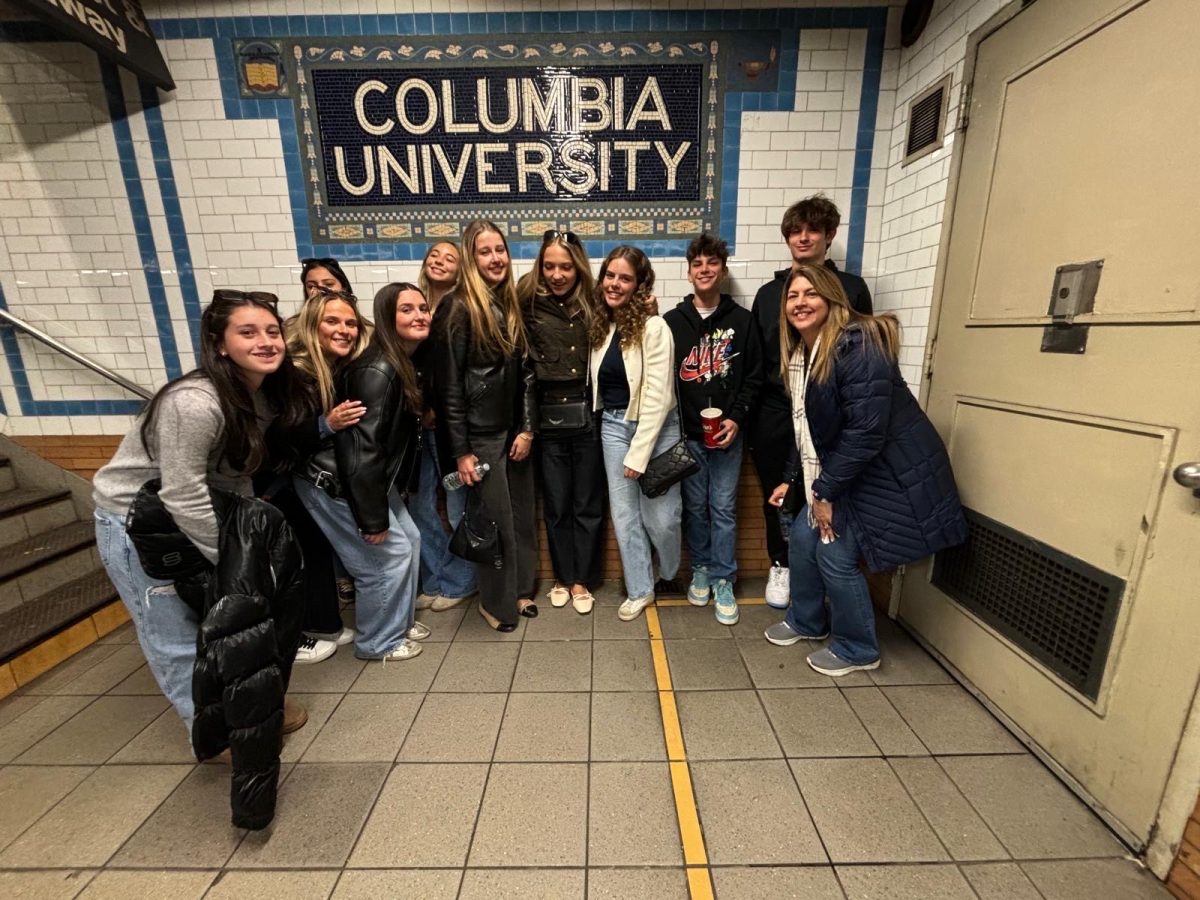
12, 0, 174, 90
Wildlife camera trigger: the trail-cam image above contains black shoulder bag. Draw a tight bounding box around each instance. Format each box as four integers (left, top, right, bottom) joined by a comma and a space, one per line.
449, 485, 504, 568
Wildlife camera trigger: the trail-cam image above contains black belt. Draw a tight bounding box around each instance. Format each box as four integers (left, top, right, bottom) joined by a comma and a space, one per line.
298, 460, 342, 499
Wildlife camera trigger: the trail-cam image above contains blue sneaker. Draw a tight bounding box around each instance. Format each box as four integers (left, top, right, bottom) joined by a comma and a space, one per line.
687, 568, 711, 606
713, 579, 739, 626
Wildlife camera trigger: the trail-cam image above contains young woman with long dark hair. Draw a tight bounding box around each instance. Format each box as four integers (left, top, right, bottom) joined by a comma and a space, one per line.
411, 241, 477, 612
433, 219, 537, 632
518, 230, 605, 614
93, 290, 307, 735
293, 283, 432, 661
764, 264, 966, 675
589, 246, 682, 622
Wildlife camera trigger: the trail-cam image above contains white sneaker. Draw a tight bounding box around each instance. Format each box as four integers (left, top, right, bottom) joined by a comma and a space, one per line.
431, 593, 470, 611
311, 626, 355, 646
294, 635, 336, 665
765, 565, 790, 609
416, 592, 438, 610
363, 638, 423, 662
407, 621, 432, 641
617, 592, 655, 622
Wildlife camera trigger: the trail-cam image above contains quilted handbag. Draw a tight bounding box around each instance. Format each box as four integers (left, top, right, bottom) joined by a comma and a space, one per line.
639, 433, 699, 498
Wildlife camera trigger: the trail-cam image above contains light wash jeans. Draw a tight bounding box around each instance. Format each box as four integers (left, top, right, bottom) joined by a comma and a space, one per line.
600, 409, 683, 600
681, 435, 743, 582
786, 505, 879, 664
94, 507, 197, 734
295, 478, 420, 659
410, 428, 476, 598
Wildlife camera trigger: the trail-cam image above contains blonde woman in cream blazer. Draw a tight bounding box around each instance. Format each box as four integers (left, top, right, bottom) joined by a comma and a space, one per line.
588, 246, 683, 622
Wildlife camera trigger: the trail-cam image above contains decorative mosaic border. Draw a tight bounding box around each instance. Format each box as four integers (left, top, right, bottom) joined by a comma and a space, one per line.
276, 35, 723, 247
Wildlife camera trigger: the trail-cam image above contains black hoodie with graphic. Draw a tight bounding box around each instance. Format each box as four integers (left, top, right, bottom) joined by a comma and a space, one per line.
663, 293, 764, 441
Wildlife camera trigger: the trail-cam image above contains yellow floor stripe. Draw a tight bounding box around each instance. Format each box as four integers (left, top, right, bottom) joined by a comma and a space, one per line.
644, 605, 714, 898
653, 596, 769, 607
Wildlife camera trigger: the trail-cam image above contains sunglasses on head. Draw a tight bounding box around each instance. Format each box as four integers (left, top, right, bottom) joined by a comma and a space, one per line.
542, 230, 581, 247
301, 257, 340, 268
212, 289, 279, 308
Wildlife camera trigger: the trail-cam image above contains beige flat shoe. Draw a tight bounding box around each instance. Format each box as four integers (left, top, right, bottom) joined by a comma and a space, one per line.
548, 584, 570, 607
571, 591, 595, 615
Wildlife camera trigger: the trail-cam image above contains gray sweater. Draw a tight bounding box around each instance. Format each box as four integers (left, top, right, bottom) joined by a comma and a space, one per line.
93, 377, 262, 563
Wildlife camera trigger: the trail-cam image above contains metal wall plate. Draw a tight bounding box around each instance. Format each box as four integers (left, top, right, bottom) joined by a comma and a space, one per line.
1042, 259, 1102, 354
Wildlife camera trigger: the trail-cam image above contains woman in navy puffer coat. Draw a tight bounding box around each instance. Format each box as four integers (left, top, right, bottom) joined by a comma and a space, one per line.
764, 264, 966, 677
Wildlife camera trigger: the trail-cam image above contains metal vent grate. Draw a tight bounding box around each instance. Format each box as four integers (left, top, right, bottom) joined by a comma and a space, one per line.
903, 74, 951, 165
931, 508, 1124, 700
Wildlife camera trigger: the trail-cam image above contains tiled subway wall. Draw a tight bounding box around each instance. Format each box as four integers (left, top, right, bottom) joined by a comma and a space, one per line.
0, 0, 995, 437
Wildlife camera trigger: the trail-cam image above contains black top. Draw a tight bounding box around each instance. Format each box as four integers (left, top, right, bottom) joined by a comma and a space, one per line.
662, 293, 764, 439
751, 259, 873, 411
597, 333, 630, 409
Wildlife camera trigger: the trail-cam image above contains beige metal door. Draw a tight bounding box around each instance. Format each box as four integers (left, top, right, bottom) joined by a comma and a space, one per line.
900, 0, 1200, 848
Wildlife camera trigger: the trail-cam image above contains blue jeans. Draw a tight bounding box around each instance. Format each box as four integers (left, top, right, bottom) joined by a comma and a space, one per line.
786, 505, 879, 664
600, 409, 683, 600
410, 428, 476, 598
94, 507, 197, 734
295, 479, 420, 658
681, 435, 743, 581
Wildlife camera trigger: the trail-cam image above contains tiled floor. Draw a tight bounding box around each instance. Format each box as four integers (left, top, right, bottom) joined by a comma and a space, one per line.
0, 581, 1169, 899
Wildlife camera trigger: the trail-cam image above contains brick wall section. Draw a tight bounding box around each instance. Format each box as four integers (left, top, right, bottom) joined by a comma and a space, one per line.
1169, 794, 1200, 899
11, 435, 123, 481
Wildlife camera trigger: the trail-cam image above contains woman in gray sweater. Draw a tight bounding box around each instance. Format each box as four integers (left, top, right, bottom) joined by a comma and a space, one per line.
92, 290, 306, 739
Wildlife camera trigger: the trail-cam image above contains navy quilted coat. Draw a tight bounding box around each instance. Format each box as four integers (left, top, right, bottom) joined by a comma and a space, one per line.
796, 326, 967, 573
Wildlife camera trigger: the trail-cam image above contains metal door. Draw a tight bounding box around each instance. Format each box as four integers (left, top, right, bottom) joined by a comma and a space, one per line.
900, 0, 1200, 847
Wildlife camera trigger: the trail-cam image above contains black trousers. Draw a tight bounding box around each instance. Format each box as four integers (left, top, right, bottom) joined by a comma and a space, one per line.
537, 424, 607, 589
471, 430, 538, 625
259, 479, 344, 635
747, 404, 792, 567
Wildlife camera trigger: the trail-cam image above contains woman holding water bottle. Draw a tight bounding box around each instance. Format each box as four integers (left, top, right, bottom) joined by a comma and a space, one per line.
432, 220, 538, 632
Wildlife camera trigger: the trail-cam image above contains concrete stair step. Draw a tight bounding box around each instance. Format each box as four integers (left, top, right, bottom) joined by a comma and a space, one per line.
0, 487, 76, 546
0, 568, 119, 663
0, 521, 101, 614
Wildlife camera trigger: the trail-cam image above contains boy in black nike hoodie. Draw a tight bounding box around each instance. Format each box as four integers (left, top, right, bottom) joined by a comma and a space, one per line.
664, 234, 763, 626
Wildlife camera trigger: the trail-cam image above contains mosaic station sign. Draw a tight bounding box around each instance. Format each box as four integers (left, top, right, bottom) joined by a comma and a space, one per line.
238, 35, 735, 247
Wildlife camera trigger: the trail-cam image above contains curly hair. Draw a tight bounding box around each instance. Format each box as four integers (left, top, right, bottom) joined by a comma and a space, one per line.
589, 245, 656, 351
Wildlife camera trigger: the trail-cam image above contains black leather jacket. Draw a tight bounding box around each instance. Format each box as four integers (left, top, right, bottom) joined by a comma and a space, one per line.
432, 293, 537, 462
304, 345, 420, 534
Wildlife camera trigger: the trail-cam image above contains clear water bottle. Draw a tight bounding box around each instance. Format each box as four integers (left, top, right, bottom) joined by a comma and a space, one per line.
442, 462, 490, 491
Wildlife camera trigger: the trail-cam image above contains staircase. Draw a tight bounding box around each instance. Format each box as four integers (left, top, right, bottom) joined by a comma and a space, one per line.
0, 453, 123, 696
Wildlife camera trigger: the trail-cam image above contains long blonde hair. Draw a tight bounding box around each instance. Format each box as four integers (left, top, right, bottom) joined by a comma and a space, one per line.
589, 245, 655, 351
455, 220, 526, 355
287, 290, 371, 412
517, 232, 595, 333
418, 240, 460, 312
780, 264, 899, 386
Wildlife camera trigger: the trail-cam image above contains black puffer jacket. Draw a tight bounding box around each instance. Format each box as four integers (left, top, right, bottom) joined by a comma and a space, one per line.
432, 293, 537, 467
302, 344, 421, 534
125, 483, 304, 831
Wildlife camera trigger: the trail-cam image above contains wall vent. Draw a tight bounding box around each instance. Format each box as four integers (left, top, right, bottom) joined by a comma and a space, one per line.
903, 74, 952, 165
931, 508, 1124, 701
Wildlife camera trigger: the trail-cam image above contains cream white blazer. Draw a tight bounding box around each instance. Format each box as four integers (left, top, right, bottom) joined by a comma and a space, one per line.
589, 315, 676, 473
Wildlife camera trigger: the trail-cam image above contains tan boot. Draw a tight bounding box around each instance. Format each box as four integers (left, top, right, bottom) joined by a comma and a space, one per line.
282, 697, 308, 735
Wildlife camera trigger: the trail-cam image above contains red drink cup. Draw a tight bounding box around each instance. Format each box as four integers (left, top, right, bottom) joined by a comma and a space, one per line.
701, 407, 723, 448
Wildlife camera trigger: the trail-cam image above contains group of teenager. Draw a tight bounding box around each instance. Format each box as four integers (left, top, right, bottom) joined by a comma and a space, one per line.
92, 193, 967, 782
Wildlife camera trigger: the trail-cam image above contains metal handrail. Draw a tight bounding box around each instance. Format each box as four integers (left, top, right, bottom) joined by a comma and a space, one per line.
0, 308, 154, 401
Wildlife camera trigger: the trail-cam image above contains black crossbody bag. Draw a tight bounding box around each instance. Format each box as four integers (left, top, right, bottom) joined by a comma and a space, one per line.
638, 345, 699, 499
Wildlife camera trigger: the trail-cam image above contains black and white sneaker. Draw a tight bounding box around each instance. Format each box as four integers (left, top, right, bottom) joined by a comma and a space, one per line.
294, 635, 337, 665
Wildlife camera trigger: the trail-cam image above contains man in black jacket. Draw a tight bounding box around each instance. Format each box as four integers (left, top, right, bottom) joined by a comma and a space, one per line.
665, 234, 763, 627
749, 194, 873, 609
